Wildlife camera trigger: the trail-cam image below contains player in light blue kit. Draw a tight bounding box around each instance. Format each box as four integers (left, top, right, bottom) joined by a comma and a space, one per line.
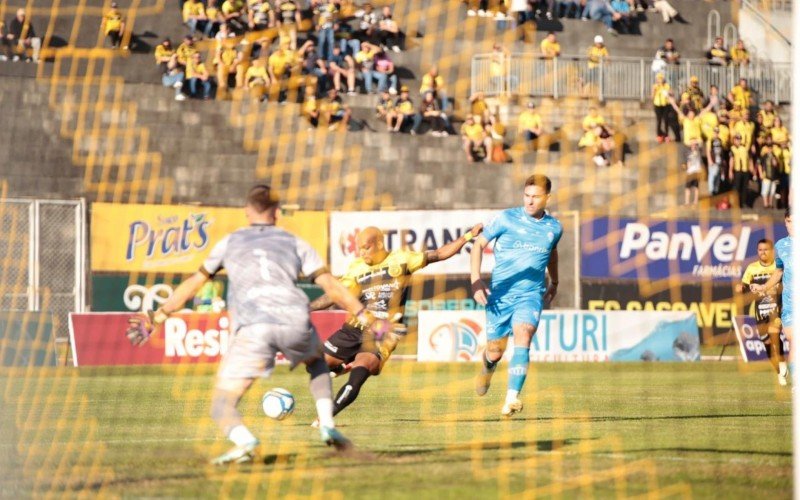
470, 174, 562, 416
753, 208, 794, 375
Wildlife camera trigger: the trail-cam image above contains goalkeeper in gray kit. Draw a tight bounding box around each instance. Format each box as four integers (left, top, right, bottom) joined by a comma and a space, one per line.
126, 184, 391, 464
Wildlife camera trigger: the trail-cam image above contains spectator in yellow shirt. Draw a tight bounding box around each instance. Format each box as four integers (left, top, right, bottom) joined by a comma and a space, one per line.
469, 92, 491, 125
728, 78, 752, 111
730, 40, 750, 67
176, 35, 197, 67
420, 66, 448, 112
215, 41, 244, 98
651, 72, 672, 142
321, 88, 351, 131
540, 32, 560, 59
584, 35, 608, 93
669, 96, 714, 147
302, 86, 320, 129
182, 0, 208, 38
102, 2, 126, 49
517, 100, 543, 146
392, 86, 415, 132
221, 0, 247, 33
154, 38, 175, 74
248, 0, 275, 31
244, 58, 270, 100
186, 52, 213, 99
461, 115, 491, 163
679, 75, 704, 112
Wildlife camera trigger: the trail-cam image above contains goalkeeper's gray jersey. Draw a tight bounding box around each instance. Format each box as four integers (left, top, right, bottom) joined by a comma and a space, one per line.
201, 224, 327, 329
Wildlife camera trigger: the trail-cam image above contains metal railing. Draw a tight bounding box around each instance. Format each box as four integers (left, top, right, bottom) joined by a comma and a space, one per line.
471, 54, 792, 103
741, 0, 792, 47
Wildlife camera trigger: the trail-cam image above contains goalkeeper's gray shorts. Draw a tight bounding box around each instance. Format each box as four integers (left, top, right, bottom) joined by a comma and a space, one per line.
217, 322, 322, 379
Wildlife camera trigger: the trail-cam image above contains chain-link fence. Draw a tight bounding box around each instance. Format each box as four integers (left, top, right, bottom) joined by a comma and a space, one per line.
0, 199, 87, 339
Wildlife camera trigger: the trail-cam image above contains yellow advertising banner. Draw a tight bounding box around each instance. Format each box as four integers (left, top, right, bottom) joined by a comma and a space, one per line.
91, 203, 328, 272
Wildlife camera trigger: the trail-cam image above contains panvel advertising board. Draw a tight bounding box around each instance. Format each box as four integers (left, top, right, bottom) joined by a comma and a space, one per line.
68, 311, 346, 367
417, 310, 700, 362
91, 203, 327, 273
329, 210, 501, 275
581, 217, 787, 282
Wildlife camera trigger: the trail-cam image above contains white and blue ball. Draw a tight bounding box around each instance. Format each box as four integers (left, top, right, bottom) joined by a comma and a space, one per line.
262, 388, 295, 420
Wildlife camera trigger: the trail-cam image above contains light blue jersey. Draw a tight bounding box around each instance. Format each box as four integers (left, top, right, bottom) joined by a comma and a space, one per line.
775, 236, 793, 327
483, 207, 562, 339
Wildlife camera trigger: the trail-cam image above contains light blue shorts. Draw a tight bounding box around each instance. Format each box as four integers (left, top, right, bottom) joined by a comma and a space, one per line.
485, 293, 544, 341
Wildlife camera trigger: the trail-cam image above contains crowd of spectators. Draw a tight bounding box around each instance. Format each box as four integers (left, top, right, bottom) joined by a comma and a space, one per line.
156, 0, 406, 106
0, 8, 41, 62
649, 70, 790, 209
464, 0, 682, 36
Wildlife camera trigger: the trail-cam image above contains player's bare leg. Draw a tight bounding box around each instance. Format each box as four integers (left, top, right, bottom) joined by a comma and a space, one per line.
766, 326, 788, 386
502, 322, 535, 417
324, 352, 351, 378
476, 337, 508, 396
210, 378, 259, 465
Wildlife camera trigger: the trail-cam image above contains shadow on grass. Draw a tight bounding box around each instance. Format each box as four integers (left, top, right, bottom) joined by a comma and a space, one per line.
626, 447, 791, 458
375, 437, 584, 458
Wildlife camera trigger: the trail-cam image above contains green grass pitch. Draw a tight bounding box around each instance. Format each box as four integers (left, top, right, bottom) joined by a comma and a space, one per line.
0, 362, 791, 498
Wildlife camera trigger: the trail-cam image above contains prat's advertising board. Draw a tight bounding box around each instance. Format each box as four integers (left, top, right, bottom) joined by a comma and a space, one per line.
581, 217, 787, 282
417, 310, 700, 363
329, 210, 501, 275
91, 203, 327, 273
582, 281, 737, 338
68, 311, 346, 367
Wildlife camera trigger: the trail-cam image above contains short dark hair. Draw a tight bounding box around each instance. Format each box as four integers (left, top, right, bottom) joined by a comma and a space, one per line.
757, 238, 773, 247
247, 184, 280, 213
525, 174, 552, 194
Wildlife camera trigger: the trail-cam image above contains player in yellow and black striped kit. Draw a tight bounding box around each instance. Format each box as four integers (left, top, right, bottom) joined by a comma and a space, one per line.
736, 238, 787, 385
310, 223, 482, 417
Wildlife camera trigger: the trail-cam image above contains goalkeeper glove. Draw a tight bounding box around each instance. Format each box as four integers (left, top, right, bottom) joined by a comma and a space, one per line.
126, 308, 168, 346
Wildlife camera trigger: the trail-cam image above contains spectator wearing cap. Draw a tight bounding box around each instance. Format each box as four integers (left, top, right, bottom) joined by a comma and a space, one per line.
393, 85, 415, 132
420, 66, 448, 113
540, 32, 561, 59
102, 2, 126, 49
584, 35, 609, 93
412, 92, 449, 136
730, 40, 750, 67
652, 73, 673, 143
517, 100, 543, 146
706, 37, 729, 66
680, 76, 704, 112
2, 8, 41, 62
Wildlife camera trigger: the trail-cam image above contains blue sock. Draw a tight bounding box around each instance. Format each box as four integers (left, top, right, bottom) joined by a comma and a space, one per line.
507, 346, 530, 393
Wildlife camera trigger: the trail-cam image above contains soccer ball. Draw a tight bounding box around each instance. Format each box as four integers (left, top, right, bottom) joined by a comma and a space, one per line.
262, 388, 295, 420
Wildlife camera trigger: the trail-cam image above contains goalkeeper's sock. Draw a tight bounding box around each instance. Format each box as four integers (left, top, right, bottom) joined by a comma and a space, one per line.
333, 367, 371, 416
507, 346, 529, 394
229, 424, 258, 446
779, 361, 788, 376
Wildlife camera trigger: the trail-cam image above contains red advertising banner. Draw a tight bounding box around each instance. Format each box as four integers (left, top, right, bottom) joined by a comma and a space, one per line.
69, 311, 347, 367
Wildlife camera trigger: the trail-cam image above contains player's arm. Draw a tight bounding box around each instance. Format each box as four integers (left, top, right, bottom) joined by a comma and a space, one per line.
425, 223, 483, 264
752, 268, 783, 294
544, 247, 559, 304
125, 271, 208, 345
470, 234, 491, 305
314, 272, 391, 336
309, 293, 336, 311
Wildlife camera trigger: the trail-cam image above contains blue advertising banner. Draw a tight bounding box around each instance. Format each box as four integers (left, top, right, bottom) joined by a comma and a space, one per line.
732, 315, 790, 362
581, 217, 787, 282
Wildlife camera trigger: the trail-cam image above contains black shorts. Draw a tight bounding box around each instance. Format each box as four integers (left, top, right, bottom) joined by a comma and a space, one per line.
322, 324, 379, 363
